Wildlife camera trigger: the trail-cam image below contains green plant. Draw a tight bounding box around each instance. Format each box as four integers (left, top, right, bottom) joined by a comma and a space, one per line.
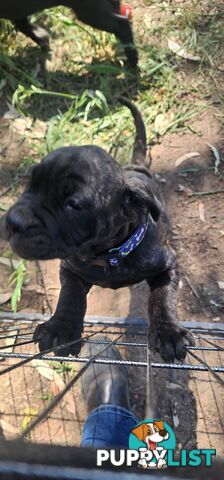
41, 392, 54, 401
8, 259, 26, 312
48, 361, 73, 375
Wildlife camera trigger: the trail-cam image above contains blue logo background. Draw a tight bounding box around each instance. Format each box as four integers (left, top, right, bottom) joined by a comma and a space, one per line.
129, 419, 176, 450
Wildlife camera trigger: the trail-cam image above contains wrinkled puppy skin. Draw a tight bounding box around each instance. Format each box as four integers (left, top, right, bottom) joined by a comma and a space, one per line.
0, 0, 138, 68
1, 98, 193, 361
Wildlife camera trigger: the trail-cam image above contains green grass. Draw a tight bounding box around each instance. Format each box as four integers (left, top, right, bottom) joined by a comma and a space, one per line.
8, 259, 26, 312
1, 1, 222, 181
154, 1, 224, 99
0, 8, 210, 158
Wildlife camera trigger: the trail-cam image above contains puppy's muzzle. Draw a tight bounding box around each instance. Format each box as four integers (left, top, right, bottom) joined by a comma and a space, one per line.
5, 205, 40, 237
0, 210, 24, 242
6, 209, 28, 234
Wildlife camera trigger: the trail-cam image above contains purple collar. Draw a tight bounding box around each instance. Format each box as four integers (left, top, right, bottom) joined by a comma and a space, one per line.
86, 219, 149, 268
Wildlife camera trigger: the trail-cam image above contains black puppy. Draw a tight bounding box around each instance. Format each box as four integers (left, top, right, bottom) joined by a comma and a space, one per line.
0, 98, 193, 362
0, 0, 137, 67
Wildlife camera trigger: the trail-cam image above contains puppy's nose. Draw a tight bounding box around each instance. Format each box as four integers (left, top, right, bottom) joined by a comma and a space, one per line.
160, 430, 167, 437
6, 209, 28, 233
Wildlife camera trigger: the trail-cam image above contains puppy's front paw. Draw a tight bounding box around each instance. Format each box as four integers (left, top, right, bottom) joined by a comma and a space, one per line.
33, 316, 82, 357
148, 323, 194, 362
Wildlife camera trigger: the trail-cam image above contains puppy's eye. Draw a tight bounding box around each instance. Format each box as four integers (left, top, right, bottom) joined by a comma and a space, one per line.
65, 199, 82, 211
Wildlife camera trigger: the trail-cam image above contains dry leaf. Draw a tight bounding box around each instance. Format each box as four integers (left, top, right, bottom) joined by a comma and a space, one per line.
32, 360, 77, 415
52, 372, 65, 390
154, 113, 174, 135
173, 414, 180, 428
177, 184, 187, 192
167, 382, 183, 390
175, 152, 200, 167
51, 380, 60, 396
168, 38, 201, 61
210, 299, 222, 308
0, 292, 11, 305
31, 360, 55, 381
3, 102, 20, 119
198, 202, 206, 222
206, 142, 221, 174
178, 279, 183, 289
154, 113, 167, 135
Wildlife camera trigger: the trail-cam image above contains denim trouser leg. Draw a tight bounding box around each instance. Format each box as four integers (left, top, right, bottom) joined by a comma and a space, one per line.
81, 404, 139, 448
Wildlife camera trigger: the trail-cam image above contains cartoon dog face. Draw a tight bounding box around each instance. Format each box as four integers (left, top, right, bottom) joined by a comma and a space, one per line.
132, 421, 169, 448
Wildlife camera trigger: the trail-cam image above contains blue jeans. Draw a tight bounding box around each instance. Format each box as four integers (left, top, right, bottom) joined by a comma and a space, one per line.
81, 404, 139, 448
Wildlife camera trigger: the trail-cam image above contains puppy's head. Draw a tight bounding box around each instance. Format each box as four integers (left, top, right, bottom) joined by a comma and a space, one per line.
1, 146, 160, 260
132, 421, 169, 444
146, 421, 169, 443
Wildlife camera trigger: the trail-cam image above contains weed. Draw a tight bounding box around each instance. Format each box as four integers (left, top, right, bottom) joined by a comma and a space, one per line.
41, 393, 54, 402
47, 361, 73, 375
8, 259, 26, 312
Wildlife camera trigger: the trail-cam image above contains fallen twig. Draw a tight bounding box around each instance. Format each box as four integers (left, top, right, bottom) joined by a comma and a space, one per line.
206, 142, 221, 174
0, 186, 11, 198
188, 189, 224, 197
184, 275, 200, 299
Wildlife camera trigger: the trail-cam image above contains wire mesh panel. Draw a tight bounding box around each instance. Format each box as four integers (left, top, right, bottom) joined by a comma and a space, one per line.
0, 313, 223, 454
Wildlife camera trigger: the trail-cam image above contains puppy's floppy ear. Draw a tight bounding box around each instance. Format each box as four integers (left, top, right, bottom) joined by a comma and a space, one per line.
131, 423, 148, 441
154, 421, 165, 431
122, 183, 161, 223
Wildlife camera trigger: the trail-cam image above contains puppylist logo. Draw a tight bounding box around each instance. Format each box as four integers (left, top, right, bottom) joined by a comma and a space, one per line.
97, 418, 216, 469
129, 419, 175, 469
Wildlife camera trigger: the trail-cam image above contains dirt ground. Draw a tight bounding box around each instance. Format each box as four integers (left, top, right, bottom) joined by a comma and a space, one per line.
0, 0, 224, 459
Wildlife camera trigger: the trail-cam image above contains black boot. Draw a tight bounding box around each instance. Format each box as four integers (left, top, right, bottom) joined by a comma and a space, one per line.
80, 336, 131, 413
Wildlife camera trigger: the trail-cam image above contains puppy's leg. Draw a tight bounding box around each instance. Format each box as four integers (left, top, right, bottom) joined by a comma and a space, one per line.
147, 257, 193, 362
34, 265, 91, 356
113, 16, 138, 68
73, 0, 138, 67
104, 0, 138, 67
14, 17, 49, 49
109, 0, 121, 13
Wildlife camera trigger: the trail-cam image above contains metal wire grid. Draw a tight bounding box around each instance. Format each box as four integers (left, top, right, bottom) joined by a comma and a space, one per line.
0, 313, 223, 449
189, 334, 224, 453
0, 314, 224, 370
